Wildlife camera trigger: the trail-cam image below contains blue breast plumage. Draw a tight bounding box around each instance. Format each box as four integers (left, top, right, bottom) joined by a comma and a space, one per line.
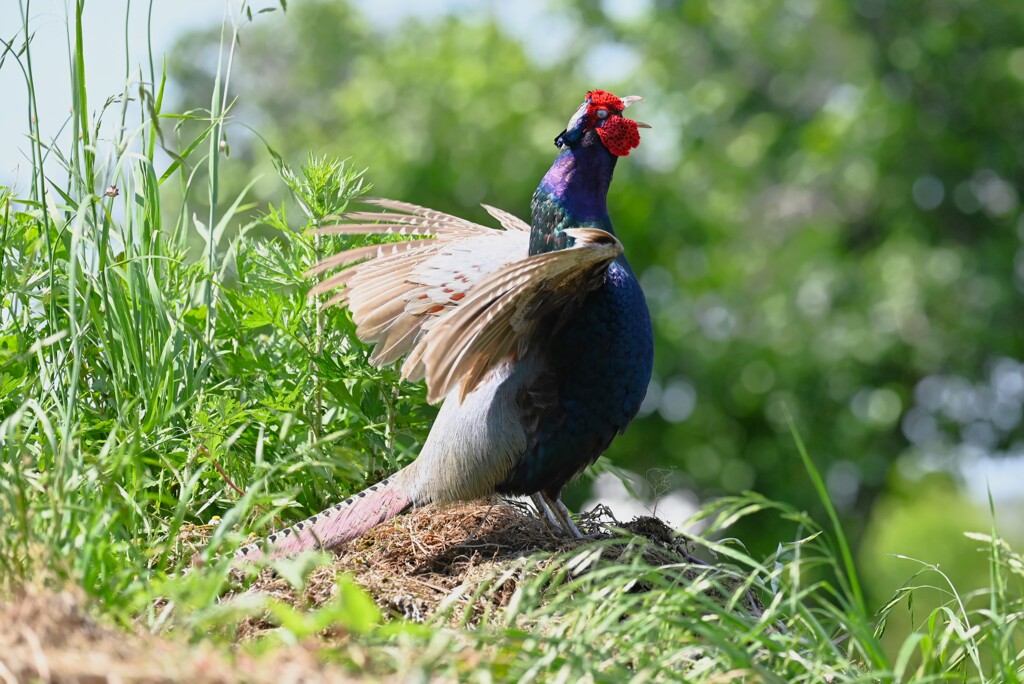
497, 256, 654, 496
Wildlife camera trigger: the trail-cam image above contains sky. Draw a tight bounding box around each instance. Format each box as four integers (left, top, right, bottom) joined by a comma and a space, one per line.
0, 1, 231, 188
0, 0, 497, 188
0, 0, 487, 189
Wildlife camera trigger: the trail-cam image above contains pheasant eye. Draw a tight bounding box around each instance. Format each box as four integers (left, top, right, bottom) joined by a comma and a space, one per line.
595, 109, 609, 119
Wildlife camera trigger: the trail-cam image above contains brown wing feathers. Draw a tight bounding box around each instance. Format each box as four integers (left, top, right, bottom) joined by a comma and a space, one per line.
309, 199, 622, 403
418, 228, 622, 402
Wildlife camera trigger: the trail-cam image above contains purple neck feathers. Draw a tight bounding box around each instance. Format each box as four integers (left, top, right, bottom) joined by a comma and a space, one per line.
537, 132, 618, 225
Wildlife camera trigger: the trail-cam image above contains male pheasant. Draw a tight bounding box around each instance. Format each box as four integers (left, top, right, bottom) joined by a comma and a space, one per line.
235, 90, 654, 561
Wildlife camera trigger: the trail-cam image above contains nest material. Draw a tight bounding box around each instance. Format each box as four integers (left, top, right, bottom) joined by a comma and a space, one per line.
230, 499, 718, 639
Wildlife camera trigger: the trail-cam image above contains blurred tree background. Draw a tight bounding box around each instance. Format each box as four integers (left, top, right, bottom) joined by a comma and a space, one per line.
169, 0, 1024, 633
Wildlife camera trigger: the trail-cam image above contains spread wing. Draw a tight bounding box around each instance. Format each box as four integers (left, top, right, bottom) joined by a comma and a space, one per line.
310, 199, 622, 403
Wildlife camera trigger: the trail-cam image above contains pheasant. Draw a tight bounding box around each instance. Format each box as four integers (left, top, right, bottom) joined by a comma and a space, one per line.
235, 90, 654, 561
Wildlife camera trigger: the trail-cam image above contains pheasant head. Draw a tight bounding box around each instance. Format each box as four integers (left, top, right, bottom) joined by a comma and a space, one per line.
554, 90, 650, 157
531, 90, 649, 254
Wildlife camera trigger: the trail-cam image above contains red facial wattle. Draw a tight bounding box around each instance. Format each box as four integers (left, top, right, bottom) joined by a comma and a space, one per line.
596, 117, 641, 157
585, 89, 642, 157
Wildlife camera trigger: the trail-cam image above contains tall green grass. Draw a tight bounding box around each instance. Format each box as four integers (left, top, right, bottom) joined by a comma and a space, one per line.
0, 0, 430, 594
1, 2, 1022, 682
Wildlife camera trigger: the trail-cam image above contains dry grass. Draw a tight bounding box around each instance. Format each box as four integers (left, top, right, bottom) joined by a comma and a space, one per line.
229, 500, 714, 638
0, 585, 373, 683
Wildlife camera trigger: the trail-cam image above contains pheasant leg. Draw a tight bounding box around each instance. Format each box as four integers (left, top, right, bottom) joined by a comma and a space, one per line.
540, 491, 584, 539
530, 492, 563, 530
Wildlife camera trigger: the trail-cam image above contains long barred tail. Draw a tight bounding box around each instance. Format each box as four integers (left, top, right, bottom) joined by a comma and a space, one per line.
233, 477, 414, 563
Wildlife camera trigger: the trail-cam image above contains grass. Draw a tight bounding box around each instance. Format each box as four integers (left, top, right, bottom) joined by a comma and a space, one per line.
1, 2, 1023, 681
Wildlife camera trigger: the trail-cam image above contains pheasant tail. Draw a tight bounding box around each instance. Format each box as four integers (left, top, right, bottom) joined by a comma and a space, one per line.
233, 478, 413, 562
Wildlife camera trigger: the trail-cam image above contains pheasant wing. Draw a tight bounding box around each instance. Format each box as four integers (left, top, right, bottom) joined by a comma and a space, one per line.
309, 198, 530, 368
310, 201, 621, 405
411, 227, 623, 403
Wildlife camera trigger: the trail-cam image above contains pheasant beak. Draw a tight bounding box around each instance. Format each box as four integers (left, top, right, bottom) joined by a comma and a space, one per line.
621, 95, 653, 129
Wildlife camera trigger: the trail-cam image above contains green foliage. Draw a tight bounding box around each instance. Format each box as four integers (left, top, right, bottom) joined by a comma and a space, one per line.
2, 1, 1023, 681
0, 2, 429, 598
